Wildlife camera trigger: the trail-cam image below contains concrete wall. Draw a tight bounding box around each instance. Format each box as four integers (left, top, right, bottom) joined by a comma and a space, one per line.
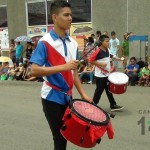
0, 0, 150, 52
0, 0, 6, 5
92, 0, 150, 42
7, 0, 27, 41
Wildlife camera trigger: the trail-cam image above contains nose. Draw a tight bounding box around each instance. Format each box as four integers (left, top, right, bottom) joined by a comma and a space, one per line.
69, 15, 72, 21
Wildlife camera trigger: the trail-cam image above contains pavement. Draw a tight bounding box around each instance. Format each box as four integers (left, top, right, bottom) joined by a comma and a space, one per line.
0, 80, 150, 150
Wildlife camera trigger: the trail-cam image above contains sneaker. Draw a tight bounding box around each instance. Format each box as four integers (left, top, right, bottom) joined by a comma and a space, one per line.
87, 81, 92, 84
111, 105, 124, 111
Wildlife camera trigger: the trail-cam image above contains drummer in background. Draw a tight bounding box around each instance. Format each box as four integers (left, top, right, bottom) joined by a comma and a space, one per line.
89, 34, 123, 111
29, 1, 92, 150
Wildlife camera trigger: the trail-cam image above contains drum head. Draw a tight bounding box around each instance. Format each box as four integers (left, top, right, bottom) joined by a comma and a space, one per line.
108, 72, 129, 84
70, 99, 109, 126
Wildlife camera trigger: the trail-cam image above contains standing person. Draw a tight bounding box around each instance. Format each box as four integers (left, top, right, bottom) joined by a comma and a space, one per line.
29, 1, 92, 150
22, 42, 33, 60
83, 36, 94, 61
121, 32, 129, 68
91, 33, 96, 43
15, 41, 24, 66
9, 42, 16, 63
89, 35, 123, 111
96, 30, 101, 40
103, 31, 109, 36
109, 31, 120, 70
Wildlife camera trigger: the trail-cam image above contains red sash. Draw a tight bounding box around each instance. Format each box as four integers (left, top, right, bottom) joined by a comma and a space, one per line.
43, 40, 73, 96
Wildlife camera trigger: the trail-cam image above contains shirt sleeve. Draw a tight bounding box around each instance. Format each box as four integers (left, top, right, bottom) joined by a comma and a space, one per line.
88, 48, 100, 62
29, 41, 47, 66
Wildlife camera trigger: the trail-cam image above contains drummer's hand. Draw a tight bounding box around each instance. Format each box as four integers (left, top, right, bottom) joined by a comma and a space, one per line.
65, 60, 79, 70
81, 94, 93, 103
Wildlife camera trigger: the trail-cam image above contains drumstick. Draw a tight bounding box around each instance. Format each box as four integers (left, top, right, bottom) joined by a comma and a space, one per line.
79, 40, 101, 61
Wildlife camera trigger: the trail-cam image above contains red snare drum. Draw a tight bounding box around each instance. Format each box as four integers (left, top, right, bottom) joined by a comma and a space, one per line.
60, 99, 114, 148
108, 72, 129, 94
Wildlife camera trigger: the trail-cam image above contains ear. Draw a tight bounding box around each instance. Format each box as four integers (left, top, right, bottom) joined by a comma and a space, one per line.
52, 14, 57, 23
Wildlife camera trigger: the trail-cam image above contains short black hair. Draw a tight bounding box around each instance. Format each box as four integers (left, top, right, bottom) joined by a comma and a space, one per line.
99, 34, 109, 43
130, 57, 136, 61
96, 30, 101, 35
144, 62, 149, 67
50, 0, 71, 16
111, 31, 116, 36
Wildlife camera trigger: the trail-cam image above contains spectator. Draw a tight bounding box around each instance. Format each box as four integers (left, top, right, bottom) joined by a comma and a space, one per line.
80, 62, 95, 84
15, 41, 24, 66
91, 33, 96, 43
10, 62, 27, 80
83, 36, 94, 61
125, 57, 139, 86
9, 42, 16, 63
22, 42, 33, 60
121, 32, 129, 68
137, 62, 150, 86
0, 62, 9, 80
96, 30, 101, 40
103, 31, 108, 36
109, 31, 120, 70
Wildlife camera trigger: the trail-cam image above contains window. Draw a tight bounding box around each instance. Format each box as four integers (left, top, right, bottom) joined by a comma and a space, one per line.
68, 0, 91, 23
47, 0, 53, 24
0, 6, 7, 27
26, 0, 92, 26
27, 0, 46, 26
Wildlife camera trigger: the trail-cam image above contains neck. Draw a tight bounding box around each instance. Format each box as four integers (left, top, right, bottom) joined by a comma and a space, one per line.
53, 26, 66, 38
100, 45, 107, 51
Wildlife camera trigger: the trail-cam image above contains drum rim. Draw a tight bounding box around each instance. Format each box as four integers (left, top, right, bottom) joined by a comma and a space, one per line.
69, 99, 110, 126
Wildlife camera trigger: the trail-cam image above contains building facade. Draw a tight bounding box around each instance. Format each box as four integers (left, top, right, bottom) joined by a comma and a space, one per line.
0, 0, 150, 56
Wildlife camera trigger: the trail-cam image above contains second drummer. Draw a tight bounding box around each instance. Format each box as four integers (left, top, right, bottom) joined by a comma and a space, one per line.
89, 34, 123, 111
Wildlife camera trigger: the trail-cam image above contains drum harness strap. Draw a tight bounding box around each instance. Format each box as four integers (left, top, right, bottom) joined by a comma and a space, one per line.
45, 81, 72, 96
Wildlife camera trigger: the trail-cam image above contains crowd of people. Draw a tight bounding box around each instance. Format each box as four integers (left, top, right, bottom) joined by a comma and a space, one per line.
0, 39, 43, 82
81, 30, 150, 87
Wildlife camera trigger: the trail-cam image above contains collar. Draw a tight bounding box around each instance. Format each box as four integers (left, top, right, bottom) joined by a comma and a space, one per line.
50, 29, 71, 42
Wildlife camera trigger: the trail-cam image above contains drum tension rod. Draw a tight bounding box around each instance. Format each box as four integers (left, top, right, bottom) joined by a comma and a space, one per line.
61, 125, 67, 131
80, 137, 84, 144
97, 138, 101, 144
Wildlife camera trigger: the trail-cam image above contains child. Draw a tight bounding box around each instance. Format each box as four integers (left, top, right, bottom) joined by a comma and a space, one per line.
138, 62, 150, 86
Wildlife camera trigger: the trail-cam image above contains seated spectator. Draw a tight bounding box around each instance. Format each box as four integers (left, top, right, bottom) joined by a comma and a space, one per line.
80, 62, 95, 84
137, 62, 150, 86
10, 62, 27, 80
124, 57, 139, 86
0, 62, 9, 80
78, 60, 86, 75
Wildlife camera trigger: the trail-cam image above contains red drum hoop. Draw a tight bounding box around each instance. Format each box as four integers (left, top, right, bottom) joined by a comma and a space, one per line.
70, 99, 109, 126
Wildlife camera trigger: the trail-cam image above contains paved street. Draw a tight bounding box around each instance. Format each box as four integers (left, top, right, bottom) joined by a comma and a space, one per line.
0, 81, 150, 150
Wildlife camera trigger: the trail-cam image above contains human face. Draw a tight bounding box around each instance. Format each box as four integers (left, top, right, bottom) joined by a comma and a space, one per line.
130, 59, 136, 65
52, 7, 72, 31
101, 38, 110, 49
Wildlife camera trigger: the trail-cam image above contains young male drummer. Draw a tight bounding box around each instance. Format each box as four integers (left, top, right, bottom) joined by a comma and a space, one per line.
89, 34, 123, 111
30, 1, 92, 150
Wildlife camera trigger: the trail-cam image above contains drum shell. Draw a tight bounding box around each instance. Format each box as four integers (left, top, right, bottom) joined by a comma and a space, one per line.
108, 81, 128, 94
108, 72, 129, 94
60, 106, 113, 148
